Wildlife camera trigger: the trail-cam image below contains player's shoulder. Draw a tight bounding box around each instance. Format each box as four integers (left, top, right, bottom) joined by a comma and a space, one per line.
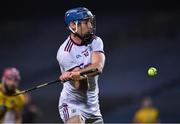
90, 35, 104, 48
57, 37, 72, 60
92, 35, 102, 41
57, 37, 72, 53
15, 89, 25, 105
15, 89, 25, 99
91, 35, 103, 44
16, 89, 25, 99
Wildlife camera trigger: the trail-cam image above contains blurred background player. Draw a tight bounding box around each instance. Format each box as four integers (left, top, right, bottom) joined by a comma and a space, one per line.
0, 67, 25, 123
22, 93, 41, 123
133, 97, 160, 123
57, 7, 105, 123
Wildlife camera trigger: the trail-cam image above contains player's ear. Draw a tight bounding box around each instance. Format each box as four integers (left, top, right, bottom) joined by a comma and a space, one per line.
69, 21, 78, 33
69, 22, 76, 30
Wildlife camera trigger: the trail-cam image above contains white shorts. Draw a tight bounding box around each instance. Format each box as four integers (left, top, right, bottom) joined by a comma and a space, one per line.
59, 102, 85, 122
58, 92, 103, 123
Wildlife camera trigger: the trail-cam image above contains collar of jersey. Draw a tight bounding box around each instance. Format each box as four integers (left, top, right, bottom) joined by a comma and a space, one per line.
69, 35, 85, 46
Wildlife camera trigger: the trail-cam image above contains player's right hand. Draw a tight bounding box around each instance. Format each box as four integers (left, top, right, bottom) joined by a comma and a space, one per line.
59, 71, 72, 83
0, 105, 7, 118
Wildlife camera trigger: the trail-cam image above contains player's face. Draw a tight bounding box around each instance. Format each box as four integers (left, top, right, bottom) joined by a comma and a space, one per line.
142, 98, 152, 107
78, 18, 94, 36
4, 76, 18, 93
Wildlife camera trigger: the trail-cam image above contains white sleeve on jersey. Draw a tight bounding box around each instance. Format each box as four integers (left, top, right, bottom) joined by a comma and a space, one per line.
91, 37, 104, 52
57, 51, 78, 72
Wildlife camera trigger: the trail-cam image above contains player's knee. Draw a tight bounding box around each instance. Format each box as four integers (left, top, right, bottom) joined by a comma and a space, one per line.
66, 115, 84, 124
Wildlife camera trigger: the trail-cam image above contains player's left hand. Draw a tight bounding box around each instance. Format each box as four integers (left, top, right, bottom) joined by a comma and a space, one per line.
70, 71, 81, 81
59, 71, 72, 83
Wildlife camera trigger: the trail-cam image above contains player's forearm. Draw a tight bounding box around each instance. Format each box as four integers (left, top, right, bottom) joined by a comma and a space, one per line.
79, 52, 105, 77
70, 65, 100, 81
79, 63, 104, 77
70, 52, 105, 80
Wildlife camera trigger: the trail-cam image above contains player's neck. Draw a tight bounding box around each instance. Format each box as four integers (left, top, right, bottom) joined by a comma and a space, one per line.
70, 34, 82, 45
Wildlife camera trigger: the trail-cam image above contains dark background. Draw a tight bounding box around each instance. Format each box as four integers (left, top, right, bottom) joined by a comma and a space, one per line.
0, 0, 180, 123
